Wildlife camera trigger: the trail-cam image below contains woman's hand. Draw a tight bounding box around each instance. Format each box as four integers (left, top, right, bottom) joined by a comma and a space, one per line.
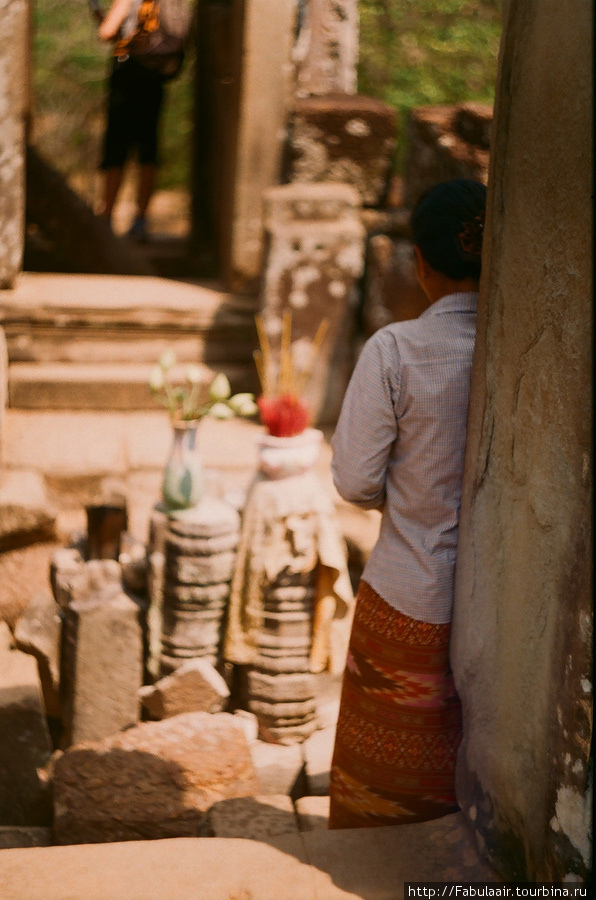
97, 0, 132, 42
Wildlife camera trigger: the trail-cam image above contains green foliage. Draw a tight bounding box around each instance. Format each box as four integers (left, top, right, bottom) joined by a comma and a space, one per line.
358, 0, 502, 170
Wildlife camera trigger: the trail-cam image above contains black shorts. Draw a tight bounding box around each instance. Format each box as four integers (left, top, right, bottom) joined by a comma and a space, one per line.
100, 58, 165, 169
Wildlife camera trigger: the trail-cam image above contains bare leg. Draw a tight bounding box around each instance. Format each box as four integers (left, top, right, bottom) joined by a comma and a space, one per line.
136, 163, 157, 219
101, 166, 124, 223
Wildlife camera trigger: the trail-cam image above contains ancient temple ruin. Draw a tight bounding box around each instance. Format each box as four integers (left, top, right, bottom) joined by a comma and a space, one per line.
0, 0, 592, 891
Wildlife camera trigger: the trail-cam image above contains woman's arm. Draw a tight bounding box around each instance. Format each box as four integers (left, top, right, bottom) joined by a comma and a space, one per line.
331, 329, 400, 510
98, 0, 133, 41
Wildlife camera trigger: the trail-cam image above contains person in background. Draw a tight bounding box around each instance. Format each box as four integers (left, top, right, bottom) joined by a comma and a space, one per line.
91, 0, 165, 240
328, 178, 487, 829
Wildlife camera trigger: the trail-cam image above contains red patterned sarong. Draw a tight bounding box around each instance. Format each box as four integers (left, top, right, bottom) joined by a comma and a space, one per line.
328, 581, 462, 829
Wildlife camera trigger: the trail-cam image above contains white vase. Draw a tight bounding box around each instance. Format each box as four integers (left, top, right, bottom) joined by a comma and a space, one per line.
257, 428, 323, 479
162, 421, 204, 510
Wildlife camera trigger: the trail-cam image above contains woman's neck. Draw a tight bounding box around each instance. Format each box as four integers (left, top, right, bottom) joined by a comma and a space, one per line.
423, 273, 479, 306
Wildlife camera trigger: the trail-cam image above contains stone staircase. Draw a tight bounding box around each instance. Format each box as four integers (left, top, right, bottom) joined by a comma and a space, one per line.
1, 273, 260, 410
0, 272, 261, 539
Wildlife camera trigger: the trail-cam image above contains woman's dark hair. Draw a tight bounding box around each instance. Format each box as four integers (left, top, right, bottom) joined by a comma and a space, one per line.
411, 179, 487, 281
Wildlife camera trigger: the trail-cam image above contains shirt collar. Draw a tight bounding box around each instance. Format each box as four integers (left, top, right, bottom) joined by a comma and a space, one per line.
420, 292, 478, 318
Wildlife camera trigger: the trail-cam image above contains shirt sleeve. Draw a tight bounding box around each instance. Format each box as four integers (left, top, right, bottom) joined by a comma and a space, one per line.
331, 328, 401, 510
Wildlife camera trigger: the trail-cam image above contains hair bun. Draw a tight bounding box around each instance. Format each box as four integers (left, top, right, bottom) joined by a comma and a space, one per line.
458, 211, 485, 258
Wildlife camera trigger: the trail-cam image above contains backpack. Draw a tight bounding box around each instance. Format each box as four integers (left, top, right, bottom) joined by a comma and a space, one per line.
114, 0, 194, 80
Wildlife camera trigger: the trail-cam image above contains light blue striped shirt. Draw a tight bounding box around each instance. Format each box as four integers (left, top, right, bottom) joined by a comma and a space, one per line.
331, 292, 477, 624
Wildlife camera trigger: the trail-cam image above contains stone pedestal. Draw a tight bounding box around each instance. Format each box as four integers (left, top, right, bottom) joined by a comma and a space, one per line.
260, 183, 365, 425
160, 498, 241, 674
59, 560, 143, 746
286, 95, 397, 207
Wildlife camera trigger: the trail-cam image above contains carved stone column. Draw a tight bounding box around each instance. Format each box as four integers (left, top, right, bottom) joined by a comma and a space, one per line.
294, 0, 359, 97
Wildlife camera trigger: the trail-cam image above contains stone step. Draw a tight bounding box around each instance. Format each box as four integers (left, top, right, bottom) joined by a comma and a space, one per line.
0, 273, 258, 365
7, 361, 258, 411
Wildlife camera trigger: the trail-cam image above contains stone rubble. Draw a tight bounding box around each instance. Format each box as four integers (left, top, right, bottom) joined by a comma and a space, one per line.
139, 657, 230, 719
52, 712, 258, 844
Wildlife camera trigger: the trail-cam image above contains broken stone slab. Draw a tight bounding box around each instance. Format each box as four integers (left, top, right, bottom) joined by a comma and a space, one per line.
294, 795, 330, 832
60, 589, 143, 747
14, 590, 62, 720
0, 470, 57, 552
301, 725, 336, 796
198, 794, 298, 841
52, 712, 258, 844
0, 826, 53, 848
286, 95, 398, 206
249, 741, 306, 797
0, 646, 53, 826
139, 658, 230, 719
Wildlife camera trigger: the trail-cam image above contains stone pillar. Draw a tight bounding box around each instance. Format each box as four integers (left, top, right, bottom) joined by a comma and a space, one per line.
160, 498, 240, 674
0, 0, 28, 288
260, 182, 365, 425
60, 560, 143, 746
451, 0, 592, 883
294, 0, 359, 97
227, 0, 296, 289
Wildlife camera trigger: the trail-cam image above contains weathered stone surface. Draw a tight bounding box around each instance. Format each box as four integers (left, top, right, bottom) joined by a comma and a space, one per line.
249, 697, 317, 721
294, 0, 358, 96
165, 550, 236, 586
1, 327, 7, 465
451, 1, 592, 883
139, 658, 230, 719
164, 582, 230, 607
52, 712, 258, 844
232, 709, 259, 744
260, 182, 365, 425
199, 794, 298, 841
0, 0, 27, 288
287, 95, 397, 206
362, 234, 429, 336
0, 470, 56, 551
295, 795, 330, 832
60, 589, 143, 746
249, 741, 306, 797
49, 547, 84, 609
248, 670, 316, 703
302, 725, 335, 795
0, 826, 53, 849
14, 590, 62, 720
168, 498, 241, 538
0, 619, 13, 651
0, 646, 53, 825
404, 102, 492, 210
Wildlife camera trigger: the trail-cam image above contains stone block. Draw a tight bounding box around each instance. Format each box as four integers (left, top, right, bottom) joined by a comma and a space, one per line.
14, 590, 62, 720
264, 720, 317, 745
52, 712, 258, 844
231, 709, 259, 744
199, 794, 298, 841
0, 826, 53, 849
294, 795, 330, 832
302, 725, 336, 795
0, 470, 56, 551
0, 646, 53, 825
404, 102, 492, 209
165, 550, 236, 586
260, 182, 365, 425
287, 95, 397, 206
249, 741, 306, 796
249, 698, 317, 722
248, 671, 316, 703
139, 658, 230, 719
168, 498, 241, 539
60, 589, 143, 746
50, 547, 84, 609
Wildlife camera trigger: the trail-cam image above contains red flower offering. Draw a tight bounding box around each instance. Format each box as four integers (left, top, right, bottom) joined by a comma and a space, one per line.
257, 393, 311, 438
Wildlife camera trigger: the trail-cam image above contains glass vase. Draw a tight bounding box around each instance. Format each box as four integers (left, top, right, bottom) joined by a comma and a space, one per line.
162, 421, 204, 511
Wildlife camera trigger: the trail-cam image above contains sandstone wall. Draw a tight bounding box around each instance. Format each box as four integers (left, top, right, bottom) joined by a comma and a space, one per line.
451, 0, 592, 882
0, 0, 28, 288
